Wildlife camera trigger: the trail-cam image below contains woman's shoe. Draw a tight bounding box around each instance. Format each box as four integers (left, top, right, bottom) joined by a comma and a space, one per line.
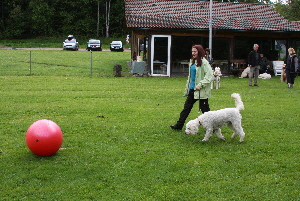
170, 125, 182, 130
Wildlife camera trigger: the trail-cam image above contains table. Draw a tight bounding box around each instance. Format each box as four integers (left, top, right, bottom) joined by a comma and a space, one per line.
179, 61, 189, 72
153, 61, 166, 74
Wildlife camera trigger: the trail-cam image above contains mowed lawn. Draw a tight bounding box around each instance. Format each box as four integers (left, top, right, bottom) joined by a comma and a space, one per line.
0, 49, 131, 77
0, 52, 300, 200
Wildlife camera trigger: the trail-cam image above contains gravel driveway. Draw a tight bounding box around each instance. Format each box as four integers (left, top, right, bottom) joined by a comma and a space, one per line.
0, 47, 131, 52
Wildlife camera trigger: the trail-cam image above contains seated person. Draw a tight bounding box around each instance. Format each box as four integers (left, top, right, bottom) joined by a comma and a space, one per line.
260, 53, 270, 74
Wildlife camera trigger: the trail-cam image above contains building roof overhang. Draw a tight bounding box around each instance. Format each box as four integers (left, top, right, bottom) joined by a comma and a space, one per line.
125, 0, 300, 33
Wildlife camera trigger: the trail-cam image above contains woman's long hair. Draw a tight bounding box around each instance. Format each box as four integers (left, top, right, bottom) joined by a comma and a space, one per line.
191, 45, 205, 67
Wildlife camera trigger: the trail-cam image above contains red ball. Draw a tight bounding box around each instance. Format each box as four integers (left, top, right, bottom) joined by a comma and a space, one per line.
26, 119, 63, 156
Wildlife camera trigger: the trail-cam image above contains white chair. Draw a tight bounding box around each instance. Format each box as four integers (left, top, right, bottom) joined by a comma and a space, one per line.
273, 61, 284, 76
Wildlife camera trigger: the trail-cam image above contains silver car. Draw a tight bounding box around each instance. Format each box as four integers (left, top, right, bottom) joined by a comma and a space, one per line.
63, 35, 79, 51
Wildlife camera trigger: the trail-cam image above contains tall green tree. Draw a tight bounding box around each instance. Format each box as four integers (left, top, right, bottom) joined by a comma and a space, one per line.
109, 0, 125, 37
0, 0, 125, 39
29, 0, 55, 36
0, 0, 31, 38
274, 0, 300, 21
105, 0, 111, 38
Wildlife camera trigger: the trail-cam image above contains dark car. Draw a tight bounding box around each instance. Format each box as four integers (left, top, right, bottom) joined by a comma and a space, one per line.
110, 41, 123, 52
86, 39, 102, 51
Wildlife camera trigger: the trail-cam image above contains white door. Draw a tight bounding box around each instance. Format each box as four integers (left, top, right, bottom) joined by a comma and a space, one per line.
150, 35, 171, 77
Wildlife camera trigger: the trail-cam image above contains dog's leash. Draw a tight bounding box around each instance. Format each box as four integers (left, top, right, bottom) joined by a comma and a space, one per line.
198, 90, 201, 114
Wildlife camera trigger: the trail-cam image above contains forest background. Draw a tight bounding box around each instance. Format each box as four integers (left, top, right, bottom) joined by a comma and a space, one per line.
0, 0, 300, 40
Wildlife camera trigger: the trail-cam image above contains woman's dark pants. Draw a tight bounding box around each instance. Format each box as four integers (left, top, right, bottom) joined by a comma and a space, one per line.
176, 89, 210, 129
286, 70, 296, 84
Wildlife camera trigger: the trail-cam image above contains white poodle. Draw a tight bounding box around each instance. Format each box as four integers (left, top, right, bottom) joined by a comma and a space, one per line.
239, 67, 250, 78
184, 93, 245, 142
258, 73, 271, 79
211, 67, 222, 89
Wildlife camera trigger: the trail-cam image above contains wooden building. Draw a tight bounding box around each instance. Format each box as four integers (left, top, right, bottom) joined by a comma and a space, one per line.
125, 0, 300, 76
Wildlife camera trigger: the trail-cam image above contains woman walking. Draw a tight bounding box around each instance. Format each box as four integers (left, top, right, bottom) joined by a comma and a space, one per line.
170, 45, 213, 130
286, 48, 298, 88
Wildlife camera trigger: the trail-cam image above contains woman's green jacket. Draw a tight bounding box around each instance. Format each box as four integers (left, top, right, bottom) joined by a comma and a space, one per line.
184, 58, 214, 99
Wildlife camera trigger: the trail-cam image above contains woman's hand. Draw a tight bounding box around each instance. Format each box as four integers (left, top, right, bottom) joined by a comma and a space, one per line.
196, 85, 201, 90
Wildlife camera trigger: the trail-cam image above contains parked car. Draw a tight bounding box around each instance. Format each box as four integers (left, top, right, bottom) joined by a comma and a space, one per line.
110, 41, 123, 52
86, 39, 102, 51
139, 41, 148, 51
63, 35, 79, 51
140, 39, 148, 51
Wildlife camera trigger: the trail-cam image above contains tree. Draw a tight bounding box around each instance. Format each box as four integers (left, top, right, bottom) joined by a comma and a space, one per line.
274, 0, 300, 21
109, 0, 125, 37
0, 0, 31, 38
29, 0, 55, 36
105, 0, 111, 38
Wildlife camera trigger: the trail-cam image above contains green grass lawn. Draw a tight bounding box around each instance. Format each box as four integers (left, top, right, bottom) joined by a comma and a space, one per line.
1, 75, 299, 200
0, 49, 131, 77
0, 48, 300, 200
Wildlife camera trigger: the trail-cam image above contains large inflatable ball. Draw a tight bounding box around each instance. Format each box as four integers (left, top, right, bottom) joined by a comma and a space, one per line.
26, 119, 63, 156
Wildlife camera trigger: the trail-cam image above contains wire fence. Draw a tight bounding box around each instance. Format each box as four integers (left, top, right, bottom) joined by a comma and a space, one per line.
0, 49, 131, 77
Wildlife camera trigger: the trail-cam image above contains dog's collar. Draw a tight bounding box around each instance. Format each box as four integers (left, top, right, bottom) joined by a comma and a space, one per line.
197, 118, 201, 125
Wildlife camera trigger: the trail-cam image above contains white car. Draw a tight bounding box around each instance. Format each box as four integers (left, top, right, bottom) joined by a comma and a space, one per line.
86, 39, 102, 51
110, 41, 123, 52
63, 36, 79, 51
